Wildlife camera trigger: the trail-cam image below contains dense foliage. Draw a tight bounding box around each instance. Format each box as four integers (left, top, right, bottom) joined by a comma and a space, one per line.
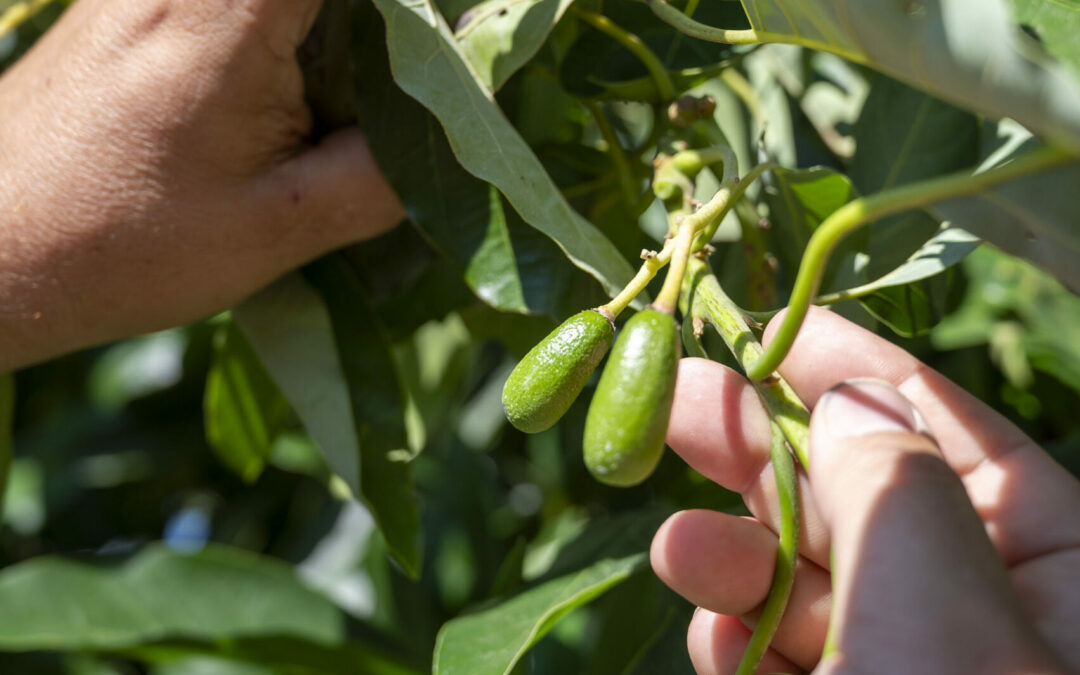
2, 0, 1080, 673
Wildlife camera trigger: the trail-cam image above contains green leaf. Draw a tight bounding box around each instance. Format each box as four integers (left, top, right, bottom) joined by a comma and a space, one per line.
1009, 0, 1080, 77
203, 321, 292, 483
0, 374, 12, 524
303, 256, 423, 579
353, 2, 575, 317
431, 553, 648, 675
0, 545, 342, 651
369, 0, 638, 300
455, 0, 577, 91
928, 123, 1080, 293
233, 275, 360, 494
739, 0, 1080, 152
130, 636, 425, 675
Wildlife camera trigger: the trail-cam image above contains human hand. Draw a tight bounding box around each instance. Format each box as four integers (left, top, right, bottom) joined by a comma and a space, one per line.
651, 308, 1080, 674
0, 0, 403, 371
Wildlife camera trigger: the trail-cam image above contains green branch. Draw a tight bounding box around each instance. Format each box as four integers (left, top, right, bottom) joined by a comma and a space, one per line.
747, 145, 1073, 380
644, 0, 760, 45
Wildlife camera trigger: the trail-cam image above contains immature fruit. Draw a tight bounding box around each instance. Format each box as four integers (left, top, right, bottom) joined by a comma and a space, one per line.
502, 309, 615, 433
583, 308, 680, 487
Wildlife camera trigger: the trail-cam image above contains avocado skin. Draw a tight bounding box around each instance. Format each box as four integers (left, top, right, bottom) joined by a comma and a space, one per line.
502, 310, 615, 433
583, 309, 680, 487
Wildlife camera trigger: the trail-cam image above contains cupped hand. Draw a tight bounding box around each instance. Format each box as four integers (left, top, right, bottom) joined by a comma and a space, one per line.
0, 0, 403, 371
651, 307, 1080, 674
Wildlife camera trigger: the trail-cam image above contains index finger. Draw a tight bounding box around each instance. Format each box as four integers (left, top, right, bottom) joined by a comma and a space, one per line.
765, 306, 1080, 566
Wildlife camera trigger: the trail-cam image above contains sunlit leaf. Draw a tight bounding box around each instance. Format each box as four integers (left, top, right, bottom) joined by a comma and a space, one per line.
739, 0, 1080, 151
432, 553, 648, 675
369, 0, 638, 300
456, 0, 577, 91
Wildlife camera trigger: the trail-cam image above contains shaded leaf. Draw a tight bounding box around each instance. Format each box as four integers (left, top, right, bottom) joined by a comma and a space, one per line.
303, 256, 422, 579
0, 545, 342, 651
456, 0, 577, 91
0, 374, 12, 524
929, 123, 1080, 293
369, 0, 638, 300
203, 321, 292, 483
432, 553, 648, 675
740, 0, 1080, 151
233, 275, 360, 494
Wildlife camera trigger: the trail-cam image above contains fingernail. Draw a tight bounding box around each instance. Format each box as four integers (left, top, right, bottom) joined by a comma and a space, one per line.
815, 378, 926, 440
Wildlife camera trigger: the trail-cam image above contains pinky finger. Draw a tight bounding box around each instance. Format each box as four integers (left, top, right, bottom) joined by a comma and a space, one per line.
689, 610, 805, 675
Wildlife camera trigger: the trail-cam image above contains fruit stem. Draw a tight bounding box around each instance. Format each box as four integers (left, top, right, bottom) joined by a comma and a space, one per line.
746, 144, 1072, 380
652, 219, 695, 314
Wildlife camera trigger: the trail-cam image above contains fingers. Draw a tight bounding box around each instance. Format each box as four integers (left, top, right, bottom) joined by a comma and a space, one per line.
256, 128, 404, 260
667, 359, 832, 565
764, 307, 1080, 566
688, 611, 803, 675
808, 380, 1063, 674
652, 510, 830, 670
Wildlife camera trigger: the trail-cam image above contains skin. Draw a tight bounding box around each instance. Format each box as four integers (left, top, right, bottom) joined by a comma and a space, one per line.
0, 0, 404, 373
652, 307, 1080, 674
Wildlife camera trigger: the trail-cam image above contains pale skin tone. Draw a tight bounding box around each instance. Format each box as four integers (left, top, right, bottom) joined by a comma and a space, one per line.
654, 307, 1080, 674
2, 3, 1078, 674
0, 0, 404, 372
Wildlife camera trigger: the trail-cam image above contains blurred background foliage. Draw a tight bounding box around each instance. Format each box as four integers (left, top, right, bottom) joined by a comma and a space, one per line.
2, 0, 1080, 673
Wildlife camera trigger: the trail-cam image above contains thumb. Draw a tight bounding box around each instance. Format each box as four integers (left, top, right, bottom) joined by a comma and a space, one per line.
268, 127, 405, 253
809, 379, 1058, 673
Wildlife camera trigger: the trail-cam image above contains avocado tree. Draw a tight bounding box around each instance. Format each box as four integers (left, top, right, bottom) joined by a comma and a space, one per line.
1, 0, 1079, 673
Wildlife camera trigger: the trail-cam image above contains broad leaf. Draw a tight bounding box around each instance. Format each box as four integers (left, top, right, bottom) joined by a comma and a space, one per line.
203, 321, 292, 483
303, 256, 423, 579
739, 0, 1080, 152
432, 553, 648, 675
0, 545, 342, 651
456, 0, 576, 91
233, 275, 360, 494
353, 0, 575, 317
369, 0, 638, 300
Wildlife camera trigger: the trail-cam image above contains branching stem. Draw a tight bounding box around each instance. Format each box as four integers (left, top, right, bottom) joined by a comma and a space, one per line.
747, 145, 1072, 380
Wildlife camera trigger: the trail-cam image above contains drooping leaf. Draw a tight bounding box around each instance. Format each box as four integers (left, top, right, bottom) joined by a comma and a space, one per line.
203, 321, 292, 483
303, 256, 422, 579
0, 373, 12, 523
455, 0, 577, 91
233, 274, 360, 494
842, 74, 981, 333
0, 545, 343, 651
432, 553, 648, 675
368, 0, 638, 300
353, 1, 576, 317
738, 0, 1080, 152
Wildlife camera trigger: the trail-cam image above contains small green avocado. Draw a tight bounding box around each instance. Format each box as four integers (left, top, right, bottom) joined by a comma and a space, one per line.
583, 308, 680, 487
502, 309, 615, 434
